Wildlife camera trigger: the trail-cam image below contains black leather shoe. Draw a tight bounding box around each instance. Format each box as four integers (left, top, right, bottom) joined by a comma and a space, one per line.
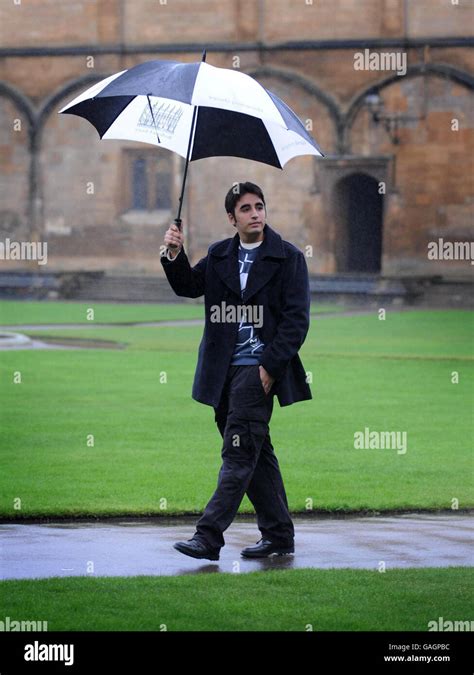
241, 538, 294, 558
173, 539, 220, 561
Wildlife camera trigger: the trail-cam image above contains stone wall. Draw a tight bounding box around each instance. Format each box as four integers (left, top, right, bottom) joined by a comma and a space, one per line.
0, 0, 472, 277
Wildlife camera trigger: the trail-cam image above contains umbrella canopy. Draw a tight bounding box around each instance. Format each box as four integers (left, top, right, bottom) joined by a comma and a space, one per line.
59, 55, 324, 222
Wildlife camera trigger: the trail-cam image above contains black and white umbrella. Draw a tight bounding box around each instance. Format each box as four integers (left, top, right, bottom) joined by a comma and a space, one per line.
59, 53, 324, 225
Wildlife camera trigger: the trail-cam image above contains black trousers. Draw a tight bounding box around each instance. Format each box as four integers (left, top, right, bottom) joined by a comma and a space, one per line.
192, 364, 295, 551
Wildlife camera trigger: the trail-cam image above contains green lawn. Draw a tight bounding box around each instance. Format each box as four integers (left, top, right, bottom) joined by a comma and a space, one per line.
0, 567, 472, 631
0, 299, 343, 326
0, 308, 472, 517
0, 300, 204, 325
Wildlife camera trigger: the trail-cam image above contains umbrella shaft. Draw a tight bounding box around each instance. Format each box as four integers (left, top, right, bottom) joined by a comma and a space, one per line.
175, 104, 199, 226
175, 48, 206, 227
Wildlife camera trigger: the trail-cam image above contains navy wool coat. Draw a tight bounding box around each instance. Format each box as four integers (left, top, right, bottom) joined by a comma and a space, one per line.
160, 223, 312, 408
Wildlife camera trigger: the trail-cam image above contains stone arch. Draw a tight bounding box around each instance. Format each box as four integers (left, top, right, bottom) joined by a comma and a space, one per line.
343, 63, 474, 153
36, 72, 108, 145
0, 81, 37, 238
0, 80, 36, 132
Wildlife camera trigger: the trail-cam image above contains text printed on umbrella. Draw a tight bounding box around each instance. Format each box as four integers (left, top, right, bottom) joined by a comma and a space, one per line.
138, 101, 184, 136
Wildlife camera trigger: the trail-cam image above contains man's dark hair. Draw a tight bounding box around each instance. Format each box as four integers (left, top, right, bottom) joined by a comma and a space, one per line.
225, 182, 266, 218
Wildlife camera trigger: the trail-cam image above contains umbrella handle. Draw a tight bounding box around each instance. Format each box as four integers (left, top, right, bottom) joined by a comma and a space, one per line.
167, 217, 182, 251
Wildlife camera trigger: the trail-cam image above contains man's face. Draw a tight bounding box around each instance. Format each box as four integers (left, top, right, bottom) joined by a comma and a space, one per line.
227, 192, 266, 242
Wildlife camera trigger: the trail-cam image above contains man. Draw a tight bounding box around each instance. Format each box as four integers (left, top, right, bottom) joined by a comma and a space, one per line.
160, 182, 311, 561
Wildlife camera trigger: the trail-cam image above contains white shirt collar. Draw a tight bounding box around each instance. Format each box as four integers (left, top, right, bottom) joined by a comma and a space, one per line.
239, 239, 263, 250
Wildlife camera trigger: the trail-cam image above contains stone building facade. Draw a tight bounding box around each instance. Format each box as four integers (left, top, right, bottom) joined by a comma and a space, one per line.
0, 0, 473, 278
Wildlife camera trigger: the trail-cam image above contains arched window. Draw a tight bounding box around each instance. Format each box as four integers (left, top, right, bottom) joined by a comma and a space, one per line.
124, 150, 172, 213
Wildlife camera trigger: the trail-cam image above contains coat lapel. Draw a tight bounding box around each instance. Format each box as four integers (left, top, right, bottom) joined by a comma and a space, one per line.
242, 257, 280, 303
211, 235, 241, 298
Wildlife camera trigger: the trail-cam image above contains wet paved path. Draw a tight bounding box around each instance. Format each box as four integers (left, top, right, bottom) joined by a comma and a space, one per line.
0, 309, 379, 333
1, 514, 472, 580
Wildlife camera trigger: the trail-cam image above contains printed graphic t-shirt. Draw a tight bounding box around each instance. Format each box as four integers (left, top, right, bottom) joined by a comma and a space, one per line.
230, 239, 265, 366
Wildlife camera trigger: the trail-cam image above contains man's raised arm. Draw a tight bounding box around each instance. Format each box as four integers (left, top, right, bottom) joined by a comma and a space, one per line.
160, 222, 207, 298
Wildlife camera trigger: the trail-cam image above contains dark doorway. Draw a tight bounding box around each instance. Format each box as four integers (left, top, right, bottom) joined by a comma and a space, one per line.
333, 173, 383, 273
